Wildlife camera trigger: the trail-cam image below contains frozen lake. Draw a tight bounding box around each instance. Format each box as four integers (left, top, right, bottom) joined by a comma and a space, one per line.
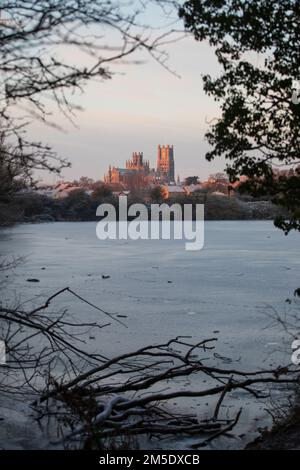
0, 220, 299, 449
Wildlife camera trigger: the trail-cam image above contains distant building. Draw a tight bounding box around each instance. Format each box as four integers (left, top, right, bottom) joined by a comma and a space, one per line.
157, 145, 175, 183
104, 145, 175, 186
126, 152, 150, 173
104, 152, 150, 185
185, 183, 203, 194
162, 185, 188, 199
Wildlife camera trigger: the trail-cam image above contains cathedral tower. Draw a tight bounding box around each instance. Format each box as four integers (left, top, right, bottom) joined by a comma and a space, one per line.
157, 145, 175, 182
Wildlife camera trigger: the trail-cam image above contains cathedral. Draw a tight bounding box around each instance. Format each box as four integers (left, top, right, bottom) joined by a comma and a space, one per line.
104, 145, 175, 185
156, 145, 175, 182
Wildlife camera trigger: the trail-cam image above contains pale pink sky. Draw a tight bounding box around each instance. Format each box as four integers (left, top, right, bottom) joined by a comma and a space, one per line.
31, 5, 225, 184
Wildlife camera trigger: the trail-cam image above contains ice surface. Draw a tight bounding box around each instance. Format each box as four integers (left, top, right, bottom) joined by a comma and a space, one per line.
0, 220, 299, 449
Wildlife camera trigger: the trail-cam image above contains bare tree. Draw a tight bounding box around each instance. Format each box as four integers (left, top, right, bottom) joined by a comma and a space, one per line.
0, 287, 115, 396
0, 1, 180, 176
34, 332, 299, 449
0, 282, 299, 448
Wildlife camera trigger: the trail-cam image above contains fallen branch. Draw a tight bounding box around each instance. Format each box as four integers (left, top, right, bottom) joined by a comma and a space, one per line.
33, 336, 300, 449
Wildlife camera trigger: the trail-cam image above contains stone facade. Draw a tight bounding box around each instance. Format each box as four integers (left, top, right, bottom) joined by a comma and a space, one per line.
104, 146, 175, 185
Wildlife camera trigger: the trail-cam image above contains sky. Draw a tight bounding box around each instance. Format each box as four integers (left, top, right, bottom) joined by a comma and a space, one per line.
30, 2, 225, 184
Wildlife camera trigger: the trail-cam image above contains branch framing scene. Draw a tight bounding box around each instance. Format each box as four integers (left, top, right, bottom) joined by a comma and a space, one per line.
0, 0, 300, 466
